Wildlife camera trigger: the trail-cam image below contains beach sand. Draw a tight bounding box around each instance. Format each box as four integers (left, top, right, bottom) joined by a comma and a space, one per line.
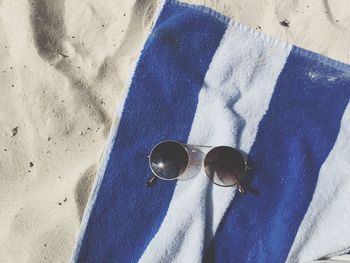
0, 0, 349, 262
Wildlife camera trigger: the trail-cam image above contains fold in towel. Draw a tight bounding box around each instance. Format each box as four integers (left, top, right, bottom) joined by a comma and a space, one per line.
71, 0, 350, 262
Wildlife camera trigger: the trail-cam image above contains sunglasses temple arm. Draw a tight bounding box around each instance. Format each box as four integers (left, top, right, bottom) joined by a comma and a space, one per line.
237, 183, 245, 194
146, 175, 158, 187
230, 172, 245, 194
235, 178, 245, 194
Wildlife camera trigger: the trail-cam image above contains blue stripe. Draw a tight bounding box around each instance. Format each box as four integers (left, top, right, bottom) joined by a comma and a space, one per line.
75, 2, 227, 262
205, 47, 350, 262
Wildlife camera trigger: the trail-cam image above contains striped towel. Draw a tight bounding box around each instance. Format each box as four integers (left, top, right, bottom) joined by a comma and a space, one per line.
71, 0, 350, 262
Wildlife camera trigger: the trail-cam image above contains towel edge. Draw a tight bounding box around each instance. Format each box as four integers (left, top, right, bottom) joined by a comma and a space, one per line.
68, 0, 168, 261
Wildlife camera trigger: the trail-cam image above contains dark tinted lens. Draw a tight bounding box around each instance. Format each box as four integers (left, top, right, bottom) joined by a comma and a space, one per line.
149, 141, 189, 180
204, 146, 245, 187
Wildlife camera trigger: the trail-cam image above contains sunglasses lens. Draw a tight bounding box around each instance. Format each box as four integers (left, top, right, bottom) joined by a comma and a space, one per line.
204, 146, 245, 187
149, 141, 189, 180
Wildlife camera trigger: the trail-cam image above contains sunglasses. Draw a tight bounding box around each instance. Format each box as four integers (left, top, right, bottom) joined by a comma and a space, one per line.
146, 141, 249, 193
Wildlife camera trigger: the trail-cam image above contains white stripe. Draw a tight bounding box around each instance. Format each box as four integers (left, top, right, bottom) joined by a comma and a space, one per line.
139, 21, 292, 263
287, 102, 350, 262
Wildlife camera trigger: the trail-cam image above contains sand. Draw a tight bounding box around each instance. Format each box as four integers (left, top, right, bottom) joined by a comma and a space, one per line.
0, 0, 349, 262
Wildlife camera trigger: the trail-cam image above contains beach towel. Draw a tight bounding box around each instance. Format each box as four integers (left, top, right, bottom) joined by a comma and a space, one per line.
71, 0, 350, 262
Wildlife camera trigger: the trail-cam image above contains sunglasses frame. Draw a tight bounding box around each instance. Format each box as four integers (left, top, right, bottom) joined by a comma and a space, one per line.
148, 140, 193, 181
147, 140, 249, 193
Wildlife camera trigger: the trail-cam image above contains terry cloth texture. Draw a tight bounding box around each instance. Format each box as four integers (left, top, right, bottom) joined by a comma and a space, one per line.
71, 0, 350, 262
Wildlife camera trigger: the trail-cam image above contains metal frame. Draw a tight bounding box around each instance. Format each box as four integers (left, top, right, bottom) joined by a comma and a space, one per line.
146, 141, 250, 193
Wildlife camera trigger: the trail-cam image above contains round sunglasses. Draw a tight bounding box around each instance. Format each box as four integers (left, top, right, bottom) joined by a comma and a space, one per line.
146, 141, 249, 193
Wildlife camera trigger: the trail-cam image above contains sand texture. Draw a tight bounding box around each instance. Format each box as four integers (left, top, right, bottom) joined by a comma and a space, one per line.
0, 0, 349, 262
